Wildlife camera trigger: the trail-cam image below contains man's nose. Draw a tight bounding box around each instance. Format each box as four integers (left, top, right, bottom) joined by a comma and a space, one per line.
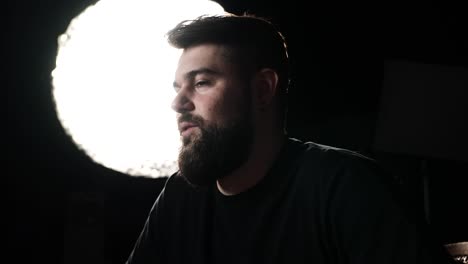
171, 89, 195, 113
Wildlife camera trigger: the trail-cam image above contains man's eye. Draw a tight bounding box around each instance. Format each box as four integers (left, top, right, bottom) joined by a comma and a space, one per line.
195, 80, 210, 87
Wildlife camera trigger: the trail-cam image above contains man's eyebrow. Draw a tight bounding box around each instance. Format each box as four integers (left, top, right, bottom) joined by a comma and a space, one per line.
173, 68, 220, 88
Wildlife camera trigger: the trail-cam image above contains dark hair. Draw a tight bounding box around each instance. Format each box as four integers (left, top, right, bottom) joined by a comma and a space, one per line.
166, 14, 289, 123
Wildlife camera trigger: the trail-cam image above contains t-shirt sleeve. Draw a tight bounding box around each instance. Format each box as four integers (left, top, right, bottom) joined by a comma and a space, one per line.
324, 155, 455, 264
126, 187, 167, 264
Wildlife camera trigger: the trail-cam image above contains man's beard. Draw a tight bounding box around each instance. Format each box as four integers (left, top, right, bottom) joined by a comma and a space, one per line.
177, 110, 253, 187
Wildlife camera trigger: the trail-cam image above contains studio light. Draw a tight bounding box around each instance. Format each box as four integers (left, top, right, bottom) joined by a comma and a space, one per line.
52, 0, 225, 178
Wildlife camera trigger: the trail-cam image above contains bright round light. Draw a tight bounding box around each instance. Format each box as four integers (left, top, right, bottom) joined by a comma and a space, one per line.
51, 0, 225, 178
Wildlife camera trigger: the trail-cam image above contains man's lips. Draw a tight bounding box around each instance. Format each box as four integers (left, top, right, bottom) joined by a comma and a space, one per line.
178, 121, 198, 134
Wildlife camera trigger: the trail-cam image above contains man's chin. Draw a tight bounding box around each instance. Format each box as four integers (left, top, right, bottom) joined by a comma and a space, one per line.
181, 128, 202, 146
177, 115, 252, 189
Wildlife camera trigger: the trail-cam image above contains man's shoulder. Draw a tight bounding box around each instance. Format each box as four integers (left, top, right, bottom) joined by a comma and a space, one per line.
286, 137, 385, 186
288, 137, 396, 201
288, 137, 376, 167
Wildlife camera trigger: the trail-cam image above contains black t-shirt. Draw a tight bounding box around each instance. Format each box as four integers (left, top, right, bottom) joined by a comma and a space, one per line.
126, 138, 455, 264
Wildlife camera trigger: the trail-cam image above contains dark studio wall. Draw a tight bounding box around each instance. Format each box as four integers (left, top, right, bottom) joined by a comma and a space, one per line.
9, 0, 467, 263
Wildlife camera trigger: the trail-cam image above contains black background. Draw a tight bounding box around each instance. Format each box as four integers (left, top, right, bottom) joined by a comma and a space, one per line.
9, 0, 467, 263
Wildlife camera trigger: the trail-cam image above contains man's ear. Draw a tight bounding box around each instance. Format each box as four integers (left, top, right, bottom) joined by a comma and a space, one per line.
252, 68, 279, 109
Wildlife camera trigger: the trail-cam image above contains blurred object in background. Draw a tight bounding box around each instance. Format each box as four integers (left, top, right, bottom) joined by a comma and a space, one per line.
445, 241, 468, 264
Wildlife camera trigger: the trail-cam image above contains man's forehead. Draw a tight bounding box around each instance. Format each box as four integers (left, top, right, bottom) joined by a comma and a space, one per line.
175, 44, 230, 78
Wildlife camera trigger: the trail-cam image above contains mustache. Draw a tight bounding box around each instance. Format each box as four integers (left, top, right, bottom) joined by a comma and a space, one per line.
177, 113, 205, 127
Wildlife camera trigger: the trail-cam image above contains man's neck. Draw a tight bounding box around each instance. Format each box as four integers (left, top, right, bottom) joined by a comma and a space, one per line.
216, 132, 285, 196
